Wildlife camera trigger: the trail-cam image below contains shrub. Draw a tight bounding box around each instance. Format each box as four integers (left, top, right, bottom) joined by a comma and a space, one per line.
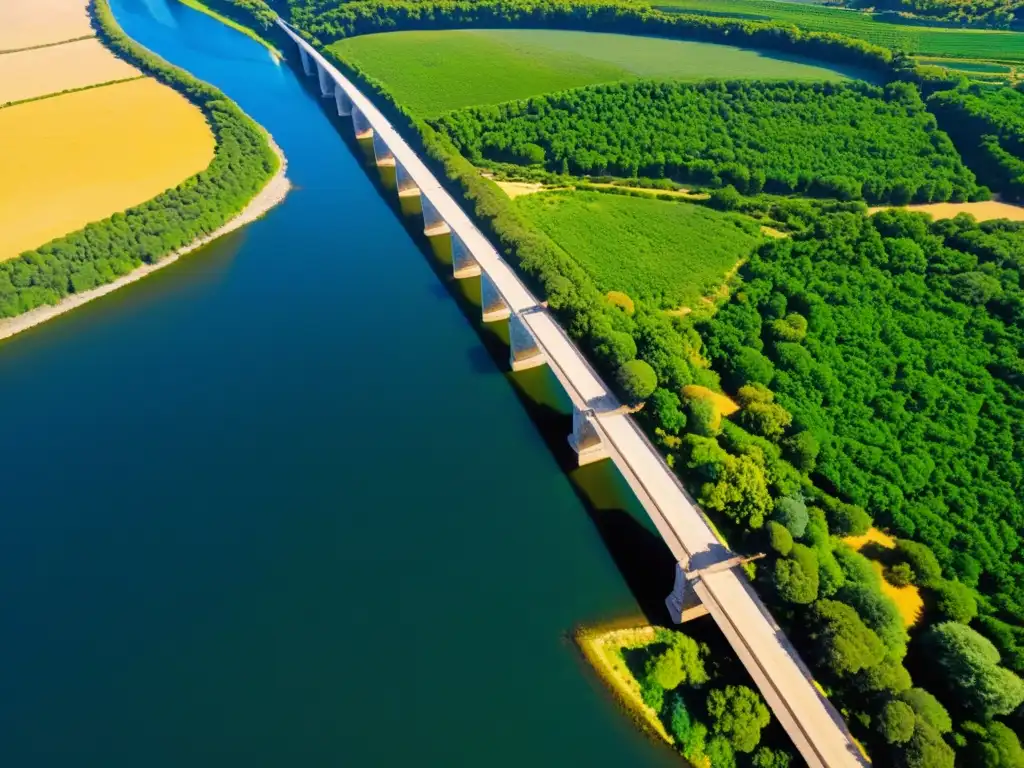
617, 359, 657, 404
886, 562, 915, 587
709, 185, 742, 211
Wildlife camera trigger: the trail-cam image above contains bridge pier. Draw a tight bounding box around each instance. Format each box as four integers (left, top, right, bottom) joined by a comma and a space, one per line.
335, 89, 352, 117
298, 46, 314, 76
352, 106, 373, 140
509, 313, 545, 372
422, 195, 451, 237
316, 61, 334, 98
569, 406, 608, 466
480, 272, 510, 322
396, 161, 420, 199
666, 562, 711, 623
372, 132, 395, 168
451, 233, 482, 279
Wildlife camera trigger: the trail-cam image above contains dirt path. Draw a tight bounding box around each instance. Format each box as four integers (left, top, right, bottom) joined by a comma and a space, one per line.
0, 136, 290, 343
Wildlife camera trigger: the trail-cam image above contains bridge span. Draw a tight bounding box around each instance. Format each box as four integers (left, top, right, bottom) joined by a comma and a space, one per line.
280, 22, 868, 768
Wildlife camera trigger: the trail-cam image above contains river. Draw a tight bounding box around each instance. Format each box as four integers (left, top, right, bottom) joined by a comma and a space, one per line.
0, 1, 679, 765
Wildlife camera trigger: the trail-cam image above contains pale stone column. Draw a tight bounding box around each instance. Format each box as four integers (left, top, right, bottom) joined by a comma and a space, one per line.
421, 195, 449, 236
509, 313, 545, 371
569, 407, 608, 466
372, 132, 395, 167
298, 46, 314, 76
335, 89, 352, 117
665, 562, 711, 623
480, 271, 510, 322
315, 61, 334, 97
451, 232, 481, 279
351, 106, 373, 140
396, 161, 420, 199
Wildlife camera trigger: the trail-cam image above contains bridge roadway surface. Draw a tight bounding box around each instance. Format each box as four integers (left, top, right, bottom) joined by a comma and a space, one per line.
279, 22, 867, 768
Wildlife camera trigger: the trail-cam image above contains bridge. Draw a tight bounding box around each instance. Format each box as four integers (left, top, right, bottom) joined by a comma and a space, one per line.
279, 22, 868, 768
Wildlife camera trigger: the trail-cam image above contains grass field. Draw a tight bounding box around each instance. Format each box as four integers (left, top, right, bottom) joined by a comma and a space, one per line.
0, 38, 140, 104
516, 191, 761, 310
0, 0, 92, 52
655, 0, 1024, 61
844, 528, 924, 628
0, 78, 215, 260
329, 29, 870, 117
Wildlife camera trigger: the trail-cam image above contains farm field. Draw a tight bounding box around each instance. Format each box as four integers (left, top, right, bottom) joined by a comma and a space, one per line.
515, 191, 761, 310
654, 0, 1024, 61
867, 200, 1024, 220
0, 38, 140, 105
0, 0, 92, 52
0, 78, 215, 260
328, 29, 871, 117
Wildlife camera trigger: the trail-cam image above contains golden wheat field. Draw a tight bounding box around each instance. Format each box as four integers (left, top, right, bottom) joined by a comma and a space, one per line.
0, 0, 93, 51
0, 38, 140, 104
0, 78, 215, 260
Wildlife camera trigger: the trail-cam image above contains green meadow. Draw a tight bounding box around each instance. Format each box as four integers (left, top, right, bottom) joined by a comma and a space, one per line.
328, 28, 871, 117
515, 191, 762, 310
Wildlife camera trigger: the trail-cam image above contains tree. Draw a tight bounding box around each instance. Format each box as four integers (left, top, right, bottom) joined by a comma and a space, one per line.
772, 496, 808, 538
650, 388, 687, 434
923, 622, 1024, 719
895, 721, 955, 768
960, 721, 1024, 768
740, 400, 792, 439
782, 430, 819, 472
699, 453, 773, 529
706, 734, 737, 768
933, 578, 978, 623
773, 543, 819, 604
809, 599, 886, 677
887, 562, 915, 587
730, 346, 775, 387
646, 645, 688, 691
767, 520, 793, 556
839, 583, 908, 657
594, 330, 637, 369
898, 688, 951, 734
895, 539, 943, 589
855, 658, 912, 694
706, 685, 770, 754
823, 500, 871, 537
617, 359, 657, 404
669, 696, 708, 760
686, 395, 721, 437
710, 184, 741, 211
877, 699, 916, 744
751, 747, 792, 768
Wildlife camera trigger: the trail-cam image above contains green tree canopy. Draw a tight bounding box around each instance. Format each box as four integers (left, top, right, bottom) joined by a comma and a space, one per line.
617, 359, 657, 404
877, 699, 916, 745
809, 599, 886, 677
706, 685, 770, 754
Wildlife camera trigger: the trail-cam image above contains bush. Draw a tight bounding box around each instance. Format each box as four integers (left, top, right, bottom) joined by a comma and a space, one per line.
710, 185, 741, 211
617, 359, 658, 404
886, 562, 915, 587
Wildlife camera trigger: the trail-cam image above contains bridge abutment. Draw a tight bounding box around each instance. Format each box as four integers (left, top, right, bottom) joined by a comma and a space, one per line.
481, 272, 510, 322
569, 407, 608, 466
298, 46, 313, 76
451, 233, 482, 279
316, 61, 333, 97
509, 313, 545, 372
335, 89, 352, 117
666, 562, 711, 623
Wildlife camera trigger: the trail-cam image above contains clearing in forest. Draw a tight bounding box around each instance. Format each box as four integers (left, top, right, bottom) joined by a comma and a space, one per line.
328, 29, 868, 117
0, 0, 92, 52
844, 529, 924, 628
516, 191, 761, 310
0, 78, 215, 260
0, 38, 140, 105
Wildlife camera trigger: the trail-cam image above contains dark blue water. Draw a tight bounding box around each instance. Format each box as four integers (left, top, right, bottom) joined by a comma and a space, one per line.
0, 2, 676, 765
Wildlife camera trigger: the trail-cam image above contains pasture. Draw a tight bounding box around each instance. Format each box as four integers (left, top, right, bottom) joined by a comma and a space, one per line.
654, 0, 1024, 61
328, 28, 868, 117
515, 191, 761, 310
0, 78, 215, 260
0, 38, 140, 105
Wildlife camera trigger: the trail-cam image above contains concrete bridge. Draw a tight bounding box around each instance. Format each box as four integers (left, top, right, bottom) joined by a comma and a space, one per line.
280, 22, 868, 768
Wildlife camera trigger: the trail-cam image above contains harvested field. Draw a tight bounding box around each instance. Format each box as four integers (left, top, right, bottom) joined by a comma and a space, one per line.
868, 200, 1024, 222
0, 38, 140, 104
0, 0, 92, 52
0, 78, 215, 260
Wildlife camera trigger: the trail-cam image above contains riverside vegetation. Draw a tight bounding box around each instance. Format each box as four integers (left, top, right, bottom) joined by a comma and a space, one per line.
0, 0, 278, 318
222, 0, 1024, 764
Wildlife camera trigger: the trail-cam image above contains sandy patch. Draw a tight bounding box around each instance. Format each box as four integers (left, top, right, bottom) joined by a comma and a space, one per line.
681, 384, 740, 416
868, 200, 1024, 222
0, 136, 290, 342
844, 528, 924, 628
0, 0, 93, 51
0, 78, 215, 260
0, 37, 140, 104
495, 180, 545, 198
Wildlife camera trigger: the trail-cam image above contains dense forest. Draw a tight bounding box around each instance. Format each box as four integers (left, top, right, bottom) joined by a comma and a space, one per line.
929, 85, 1024, 202
853, 0, 1023, 28
436, 79, 982, 204
0, 0, 279, 318
702, 212, 1024, 618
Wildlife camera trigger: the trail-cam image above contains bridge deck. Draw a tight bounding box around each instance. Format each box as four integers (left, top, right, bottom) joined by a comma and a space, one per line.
279, 22, 867, 768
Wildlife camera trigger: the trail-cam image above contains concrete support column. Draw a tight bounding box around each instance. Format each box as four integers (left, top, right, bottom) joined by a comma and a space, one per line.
569, 407, 608, 466
299, 46, 314, 77
451, 233, 481, 279
509, 313, 545, 372
421, 195, 450, 237
665, 562, 711, 623
396, 161, 420, 199
372, 132, 395, 168
481, 271, 510, 322
351, 106, 373, 140
315, 61, 333, 98
335, 89, 352, 117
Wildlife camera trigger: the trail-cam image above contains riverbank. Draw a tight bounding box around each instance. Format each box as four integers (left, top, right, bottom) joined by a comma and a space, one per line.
175, 0, 281, 57
575, 623, 674, 746
0, 134, 289, 342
